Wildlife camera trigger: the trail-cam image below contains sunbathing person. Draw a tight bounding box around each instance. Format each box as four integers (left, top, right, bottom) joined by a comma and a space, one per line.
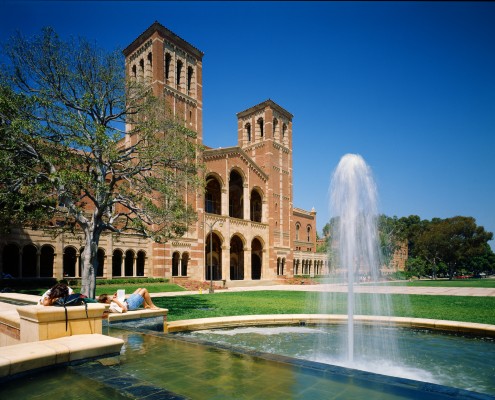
41, 283, 70, 306
98, 288, 159, 312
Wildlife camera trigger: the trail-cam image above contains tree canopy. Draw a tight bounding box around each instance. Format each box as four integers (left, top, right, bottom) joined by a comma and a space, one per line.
319, 214, 494, 278
0, 28, 203, 296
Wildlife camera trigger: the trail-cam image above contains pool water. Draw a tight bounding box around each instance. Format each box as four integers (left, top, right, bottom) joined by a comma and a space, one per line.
1, 326, 494, 399
177, 325, 495, 396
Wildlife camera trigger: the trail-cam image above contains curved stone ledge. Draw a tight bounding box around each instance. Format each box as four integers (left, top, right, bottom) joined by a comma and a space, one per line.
0, 334, 124, 380
165, 314, 495, 337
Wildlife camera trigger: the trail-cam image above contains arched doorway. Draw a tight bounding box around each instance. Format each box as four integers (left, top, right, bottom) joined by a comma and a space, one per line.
40, 245, 54, 277
112, 249, 123, 277
63, 247, 77, 277
97, 248, 105, 277
230, 235, 244, 280
205, 232, 222, 281
2, 244, 19, 278
251, 238, 262, 280
136, 251, 146, 276
22, 244, 37, 277
125, 250, 134, 276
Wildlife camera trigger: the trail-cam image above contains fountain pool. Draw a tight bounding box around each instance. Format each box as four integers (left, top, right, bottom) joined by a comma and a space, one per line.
179, 324, 495, 396
1, 325, 493, 399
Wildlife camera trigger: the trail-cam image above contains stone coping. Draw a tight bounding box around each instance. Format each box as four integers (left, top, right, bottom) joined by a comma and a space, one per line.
0, 334, 124, 380
0, 309, 21, 330
17, 303, 107, 322
107, 308, 168, 322
0, 293, 39, 304
165, 314, 495, 337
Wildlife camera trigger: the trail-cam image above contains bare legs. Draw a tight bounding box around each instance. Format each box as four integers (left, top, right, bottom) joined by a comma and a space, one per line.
133, 288, 159, 309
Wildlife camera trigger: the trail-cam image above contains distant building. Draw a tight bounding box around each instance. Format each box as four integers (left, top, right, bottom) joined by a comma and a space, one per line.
0, 22, 327, 283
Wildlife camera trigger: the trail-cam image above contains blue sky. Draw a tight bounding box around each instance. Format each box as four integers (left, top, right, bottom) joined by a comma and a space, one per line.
1, 1, 494, 247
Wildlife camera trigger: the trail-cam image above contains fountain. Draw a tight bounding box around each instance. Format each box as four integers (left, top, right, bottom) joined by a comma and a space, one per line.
315, 153, 413, 378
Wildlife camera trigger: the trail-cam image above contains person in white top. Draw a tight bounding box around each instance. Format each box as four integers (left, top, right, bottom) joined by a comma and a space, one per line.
39, 282, 74, 305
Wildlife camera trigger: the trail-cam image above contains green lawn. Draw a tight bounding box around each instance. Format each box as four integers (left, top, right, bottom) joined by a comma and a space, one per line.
153, 290, 495, 325
20, 282, 186, 296
381, 279, 495, 288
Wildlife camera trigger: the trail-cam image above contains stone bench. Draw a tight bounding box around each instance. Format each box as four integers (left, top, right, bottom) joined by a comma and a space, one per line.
0, 334, 124, 381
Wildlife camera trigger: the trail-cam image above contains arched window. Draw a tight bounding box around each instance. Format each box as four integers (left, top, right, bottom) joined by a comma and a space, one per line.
205, 176, 221, 215
132, 65, 137, 79
229, 170, 244, 219
250, 189, 262, 222
176, 60, 183, 88
146, 52, 153, 83
257, 117, 264, 138
187, 66, 193, 95
307, 226, 311, 242
295, 223, 300, 241
172, 252, 180, 276
139, 58, 145, 81
282, 123, 287, 140
181, 253, 189, 276
245, 123, 251, 142
273, 118, 278, 138
165, 53, 172, 82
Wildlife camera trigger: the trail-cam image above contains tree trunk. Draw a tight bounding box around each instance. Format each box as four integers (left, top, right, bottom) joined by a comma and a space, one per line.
80, 230, 101, 298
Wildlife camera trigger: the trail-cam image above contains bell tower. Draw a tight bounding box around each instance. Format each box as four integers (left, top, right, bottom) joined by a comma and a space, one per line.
123, 22, 205, 278
123, 21, 204, 142
237, 100, 294, 277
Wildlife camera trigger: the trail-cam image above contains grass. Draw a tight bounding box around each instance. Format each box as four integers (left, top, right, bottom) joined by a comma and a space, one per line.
16, 282, 186, 296
385, 279, 495, 288
153, 290, 495, 325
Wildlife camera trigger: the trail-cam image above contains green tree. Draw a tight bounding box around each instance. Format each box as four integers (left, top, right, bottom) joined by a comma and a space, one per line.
415, 217, 492, 280
0, 28, 203, 297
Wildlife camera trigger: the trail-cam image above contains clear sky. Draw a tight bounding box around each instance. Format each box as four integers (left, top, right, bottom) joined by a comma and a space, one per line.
1, 1, 494, 248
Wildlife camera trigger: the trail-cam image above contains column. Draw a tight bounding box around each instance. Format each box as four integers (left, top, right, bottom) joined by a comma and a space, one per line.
221, 188, 228, 216
243, 184, 249, 220
244, 248, 251, 280
222, 245, 229, 282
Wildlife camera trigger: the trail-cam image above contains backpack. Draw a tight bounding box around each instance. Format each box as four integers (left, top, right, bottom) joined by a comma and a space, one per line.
54, 293, 89, 330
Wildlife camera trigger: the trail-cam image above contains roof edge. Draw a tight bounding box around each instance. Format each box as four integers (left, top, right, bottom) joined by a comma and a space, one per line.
123, 21, 204, 59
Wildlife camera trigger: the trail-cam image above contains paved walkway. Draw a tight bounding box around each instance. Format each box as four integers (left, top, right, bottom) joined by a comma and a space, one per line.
150, 282, 495, 298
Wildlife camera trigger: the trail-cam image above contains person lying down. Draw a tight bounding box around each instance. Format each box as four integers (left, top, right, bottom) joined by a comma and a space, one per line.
97, 287, 160, 312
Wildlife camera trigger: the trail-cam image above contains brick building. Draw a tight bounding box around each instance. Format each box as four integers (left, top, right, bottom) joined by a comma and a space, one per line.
0, 22, 328, 284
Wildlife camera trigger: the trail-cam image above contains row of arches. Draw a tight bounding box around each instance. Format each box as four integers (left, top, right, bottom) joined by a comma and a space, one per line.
293, 258, 327, 276
204, 234, 263, 281
205, 171, 263, 222
1, 243, 147, 279
244, 117, 288, 144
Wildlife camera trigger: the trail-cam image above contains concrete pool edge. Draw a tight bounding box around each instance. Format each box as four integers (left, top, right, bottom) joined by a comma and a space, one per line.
165, 314, 495, 337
